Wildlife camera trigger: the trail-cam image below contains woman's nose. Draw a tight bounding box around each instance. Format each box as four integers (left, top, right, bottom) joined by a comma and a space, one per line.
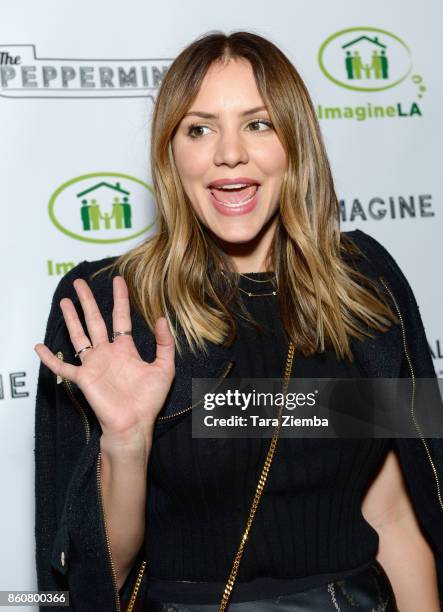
213, 131, 249, 167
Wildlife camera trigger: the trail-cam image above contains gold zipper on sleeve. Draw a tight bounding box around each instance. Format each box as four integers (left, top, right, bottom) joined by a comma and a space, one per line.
97, 452, 122, 612
379, 276, 443, 510
56, 351, 91, 444
156, 361, 234, 422
96, 457, 148, 612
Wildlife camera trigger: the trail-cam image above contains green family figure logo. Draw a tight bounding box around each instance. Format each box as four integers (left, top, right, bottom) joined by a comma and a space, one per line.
49, 172, 154, 244
317, 27, 427, 120
344, 35, 389, 81
78, 182, 132, 231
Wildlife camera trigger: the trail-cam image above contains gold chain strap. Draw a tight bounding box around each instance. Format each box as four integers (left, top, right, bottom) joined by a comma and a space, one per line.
126, 560, 147, 612
218, 340, 296, 611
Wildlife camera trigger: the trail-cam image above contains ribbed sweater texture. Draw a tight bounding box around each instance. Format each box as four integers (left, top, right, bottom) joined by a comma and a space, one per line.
144, 273, 391, 604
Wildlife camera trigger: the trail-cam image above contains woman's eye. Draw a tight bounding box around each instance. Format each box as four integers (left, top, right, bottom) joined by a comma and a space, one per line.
187, 124, 211, 139
247, 119, 273, 132
185, 120, 273, 138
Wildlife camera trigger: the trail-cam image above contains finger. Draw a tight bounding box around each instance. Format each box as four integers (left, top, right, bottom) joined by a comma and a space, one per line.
34, 343, 79, 384
154, 317, 175, 369
72, 278, 109, 346
112, 276, 132, 341
60, 298, 94, 360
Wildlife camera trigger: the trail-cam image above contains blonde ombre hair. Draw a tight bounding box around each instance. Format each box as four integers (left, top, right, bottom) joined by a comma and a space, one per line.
93, 31, 397, 359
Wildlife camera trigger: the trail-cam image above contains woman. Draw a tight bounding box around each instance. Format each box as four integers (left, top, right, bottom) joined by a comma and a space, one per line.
34, 31, 443, 611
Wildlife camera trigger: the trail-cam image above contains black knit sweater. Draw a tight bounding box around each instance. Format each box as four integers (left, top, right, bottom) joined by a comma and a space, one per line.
34, 230, 443, 611
143, 272, 392, 604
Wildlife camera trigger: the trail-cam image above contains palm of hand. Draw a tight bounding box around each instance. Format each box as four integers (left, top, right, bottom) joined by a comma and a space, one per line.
35, 275, 175, 438
78, 341, 173, 434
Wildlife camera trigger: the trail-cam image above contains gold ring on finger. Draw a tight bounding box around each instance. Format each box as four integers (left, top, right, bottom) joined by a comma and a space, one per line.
74, 344, 94, 358
112, 330, 132, 342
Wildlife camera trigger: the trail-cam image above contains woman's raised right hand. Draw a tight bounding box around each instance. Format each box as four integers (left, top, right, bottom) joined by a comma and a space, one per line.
34, 275, 176, 442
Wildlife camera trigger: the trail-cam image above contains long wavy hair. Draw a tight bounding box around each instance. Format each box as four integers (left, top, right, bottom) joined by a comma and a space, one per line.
92, 30, 397, 359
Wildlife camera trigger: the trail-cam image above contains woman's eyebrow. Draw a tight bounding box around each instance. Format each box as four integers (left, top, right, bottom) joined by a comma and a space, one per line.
184, 105, 267, 119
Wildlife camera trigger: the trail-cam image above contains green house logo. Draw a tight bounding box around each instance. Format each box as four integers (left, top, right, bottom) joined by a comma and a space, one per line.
49, 172, 155, 244
319, 27, 412, 92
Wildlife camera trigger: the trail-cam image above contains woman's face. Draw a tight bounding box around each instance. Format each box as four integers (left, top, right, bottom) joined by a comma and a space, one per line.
172, 58, 287, 271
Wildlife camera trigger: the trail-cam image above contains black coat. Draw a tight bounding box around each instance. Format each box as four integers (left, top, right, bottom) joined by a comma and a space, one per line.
34, 229, 443, 611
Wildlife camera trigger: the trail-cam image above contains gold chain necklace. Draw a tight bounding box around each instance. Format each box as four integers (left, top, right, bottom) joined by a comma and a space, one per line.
237, 272, 278, 297
220, 269, 277, 294
238, 286, 279, 297
218, 339, 296, 611
239, 272, 276, 283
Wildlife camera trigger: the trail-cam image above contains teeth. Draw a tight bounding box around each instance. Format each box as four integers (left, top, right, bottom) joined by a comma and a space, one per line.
212, 183, 255, 190
219, 183, 248, 190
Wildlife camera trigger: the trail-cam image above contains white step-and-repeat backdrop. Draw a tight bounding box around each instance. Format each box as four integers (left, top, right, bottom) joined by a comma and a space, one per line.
1, 0, 441, 608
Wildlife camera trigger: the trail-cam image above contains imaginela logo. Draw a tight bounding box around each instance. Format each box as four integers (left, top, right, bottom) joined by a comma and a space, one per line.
317, 27, 427, 121
48, 172, 156, 244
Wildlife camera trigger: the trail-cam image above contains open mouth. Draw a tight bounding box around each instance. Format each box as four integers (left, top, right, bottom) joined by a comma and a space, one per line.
208, 183, 260, 207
